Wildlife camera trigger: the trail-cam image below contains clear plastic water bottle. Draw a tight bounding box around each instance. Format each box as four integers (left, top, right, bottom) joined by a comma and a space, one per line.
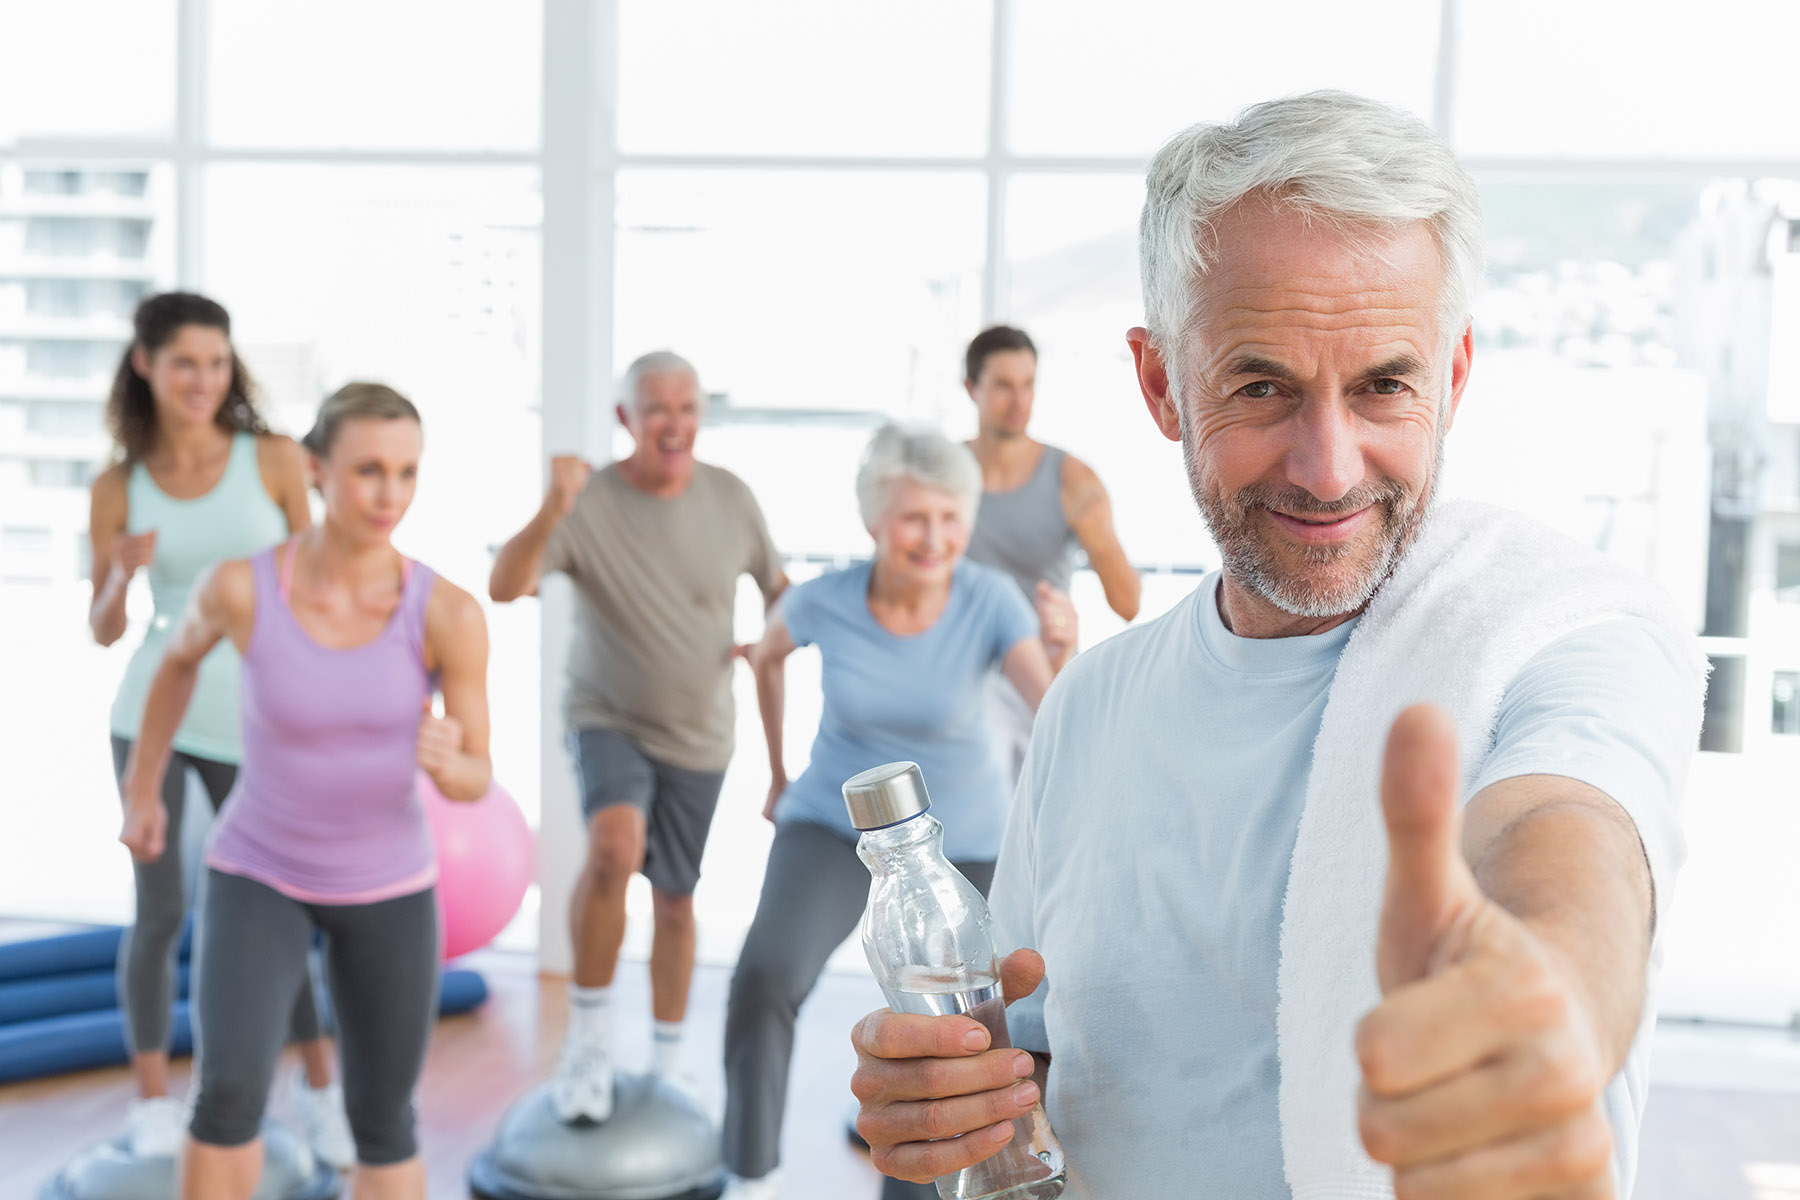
844, 761, 1066, 1200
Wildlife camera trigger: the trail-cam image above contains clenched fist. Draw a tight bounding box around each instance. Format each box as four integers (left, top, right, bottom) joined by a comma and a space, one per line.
111, 530, 158, 578
119, 799, 168, 863
1034, 581, 1077, 661
417, 696, 465, 789
545, 455, 593, 518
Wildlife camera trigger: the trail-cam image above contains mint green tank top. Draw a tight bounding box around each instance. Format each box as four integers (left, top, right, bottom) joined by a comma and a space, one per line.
108, 433, 291, 762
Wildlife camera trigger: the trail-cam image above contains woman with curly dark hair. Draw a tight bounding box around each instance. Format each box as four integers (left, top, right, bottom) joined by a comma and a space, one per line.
88, 292, 351, 1167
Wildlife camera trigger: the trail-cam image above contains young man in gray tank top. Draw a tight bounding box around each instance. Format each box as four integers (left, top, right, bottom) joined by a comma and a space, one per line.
962, 326, 1141, 780
490, 352, 787, 1124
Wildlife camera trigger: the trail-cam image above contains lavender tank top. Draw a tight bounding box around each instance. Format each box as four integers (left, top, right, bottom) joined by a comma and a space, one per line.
207, 544, 439, 904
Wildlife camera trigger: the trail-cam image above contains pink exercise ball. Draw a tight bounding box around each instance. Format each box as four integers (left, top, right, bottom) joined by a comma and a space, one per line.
418, 773, 535, 961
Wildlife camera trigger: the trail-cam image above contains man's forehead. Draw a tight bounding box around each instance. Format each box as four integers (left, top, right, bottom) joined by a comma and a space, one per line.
1206, 204, 1440, 298
634, 370, 700, 405
1191, 205, 1444, 359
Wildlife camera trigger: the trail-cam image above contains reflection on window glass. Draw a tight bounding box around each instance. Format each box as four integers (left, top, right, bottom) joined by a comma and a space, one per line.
1008, 0, 1438, 157
1778, 542, 1800, 604
1455, 0, 1800, 158
620, 0, 990, 156
0, 158, 170, 922
0, 0, 176, 143
1776, 672, 1800, 735
1452, 179, 1741, 636
1475, 179, 1704, 367
208, 0, 540, 150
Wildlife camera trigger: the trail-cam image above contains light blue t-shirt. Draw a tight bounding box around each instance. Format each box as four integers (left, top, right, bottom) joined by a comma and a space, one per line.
776, 559, 1038, 860
989, 572, 1695, 1200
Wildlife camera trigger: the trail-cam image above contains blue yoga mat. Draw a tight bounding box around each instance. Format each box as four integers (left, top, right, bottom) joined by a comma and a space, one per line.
0, 968, 488, 1086
0, 924, 195, 983
0, 999, 195, 1085
0, 965, 190, 1026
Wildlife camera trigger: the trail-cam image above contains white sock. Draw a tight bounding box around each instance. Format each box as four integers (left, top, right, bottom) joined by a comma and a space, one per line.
568, 983, 613, 1048
652, 1019, 684, 1074
728, 1169, 780, 1199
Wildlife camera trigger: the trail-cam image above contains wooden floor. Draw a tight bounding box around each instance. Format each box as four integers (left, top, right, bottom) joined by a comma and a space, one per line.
3, 948, 1799, 1199
0, 949, 889, 1199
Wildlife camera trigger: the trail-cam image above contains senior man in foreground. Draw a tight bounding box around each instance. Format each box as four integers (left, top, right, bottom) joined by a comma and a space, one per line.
850, 92, 1706, 1199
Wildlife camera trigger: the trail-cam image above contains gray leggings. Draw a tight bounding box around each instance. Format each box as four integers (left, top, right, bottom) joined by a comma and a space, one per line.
723, 819, 994, 1200
189, 870, 439, 1165
109, 737, 323, 1054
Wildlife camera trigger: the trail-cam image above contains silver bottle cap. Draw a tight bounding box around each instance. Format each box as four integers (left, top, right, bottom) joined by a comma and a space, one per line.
842, 761, 932, 830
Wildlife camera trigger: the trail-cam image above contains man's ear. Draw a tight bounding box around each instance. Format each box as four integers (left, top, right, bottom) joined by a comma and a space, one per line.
1127, 327, 1181, 442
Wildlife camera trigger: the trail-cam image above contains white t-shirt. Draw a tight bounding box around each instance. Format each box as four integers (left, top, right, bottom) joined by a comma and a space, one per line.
989, 571, 1696, 1199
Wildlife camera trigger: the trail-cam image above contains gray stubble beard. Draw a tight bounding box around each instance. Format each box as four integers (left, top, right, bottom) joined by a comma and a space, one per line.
1181, 414, 1447, 619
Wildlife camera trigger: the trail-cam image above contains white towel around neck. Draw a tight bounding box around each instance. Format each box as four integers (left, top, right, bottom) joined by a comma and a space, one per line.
1276, 499, 1706, 1199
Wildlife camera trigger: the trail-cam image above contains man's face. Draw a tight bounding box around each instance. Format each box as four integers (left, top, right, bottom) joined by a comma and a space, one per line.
1130, 200, 1472, 620
966, 349, 1037, 439
618, 370, 702, 477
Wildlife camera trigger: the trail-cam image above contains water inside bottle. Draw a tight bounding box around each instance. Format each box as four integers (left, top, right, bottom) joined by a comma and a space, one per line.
882, 966, 1066, 1200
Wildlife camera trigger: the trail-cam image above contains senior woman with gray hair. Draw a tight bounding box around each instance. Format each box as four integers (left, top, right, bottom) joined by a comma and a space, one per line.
718, 423, 1055, 1200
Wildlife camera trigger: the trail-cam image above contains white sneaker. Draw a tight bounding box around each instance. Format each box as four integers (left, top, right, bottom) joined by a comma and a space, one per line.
290, 1070, 356, 1171
125, 1095, 187, 1158
550, 1026, 615, 1124
719, 1172, 781, 1200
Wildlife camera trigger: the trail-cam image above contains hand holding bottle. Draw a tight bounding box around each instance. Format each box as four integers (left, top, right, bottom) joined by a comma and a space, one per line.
852, 947, 1050, 1185
844, 761, 1065, 1197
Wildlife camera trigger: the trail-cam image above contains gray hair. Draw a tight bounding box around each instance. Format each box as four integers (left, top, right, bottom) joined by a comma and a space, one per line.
619, 349, 700, 410
855, 424, 982, 529
1140, 90, 1484, 398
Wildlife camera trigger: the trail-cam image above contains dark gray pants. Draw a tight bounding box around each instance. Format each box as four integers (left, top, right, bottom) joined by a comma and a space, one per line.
110, 736, 324, 1054
189, 870, 438, 1165
722, 820, 994, 1200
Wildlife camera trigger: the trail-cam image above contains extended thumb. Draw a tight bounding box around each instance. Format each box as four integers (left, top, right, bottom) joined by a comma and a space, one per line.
1377, 704, 1478, 992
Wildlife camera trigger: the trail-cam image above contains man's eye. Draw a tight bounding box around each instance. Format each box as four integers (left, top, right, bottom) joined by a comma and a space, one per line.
1242, 381, 1278, 399
1371, 378, 1406, 395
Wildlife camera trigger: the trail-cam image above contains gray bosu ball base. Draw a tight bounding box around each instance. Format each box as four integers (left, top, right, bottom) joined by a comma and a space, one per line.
469, 1074, 724, 1200
40, 1122, 339, 1200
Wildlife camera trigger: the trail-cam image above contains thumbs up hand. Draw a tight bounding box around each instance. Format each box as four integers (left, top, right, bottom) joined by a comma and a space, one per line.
1356, 705, 1616, 1198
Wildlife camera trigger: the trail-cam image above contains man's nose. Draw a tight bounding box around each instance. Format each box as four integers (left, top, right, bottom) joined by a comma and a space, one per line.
1284, 398, 1364, 504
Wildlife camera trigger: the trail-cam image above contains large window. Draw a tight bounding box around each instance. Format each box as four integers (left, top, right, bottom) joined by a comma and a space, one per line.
3, 0, 1799, 1024
0, 5, 543, 934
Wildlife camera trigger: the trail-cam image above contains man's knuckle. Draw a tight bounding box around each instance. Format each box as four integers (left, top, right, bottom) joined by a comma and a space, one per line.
1508, 963, 1570, 1030
853, 1107, 887, 1146
918, 1059, 959, 1098
1391, 1169, 1434, 1200
1545, 1056, 1604, 1118
1354, 1021, 1399, 1090
921, 1100, 960, 1140
1546, 1109, 1613, 1181
1357, 1104, 1402, 1165
849, 1065, 882, 1103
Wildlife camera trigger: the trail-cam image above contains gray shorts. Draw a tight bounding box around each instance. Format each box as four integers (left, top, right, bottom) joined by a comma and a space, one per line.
567, 726, 727, 896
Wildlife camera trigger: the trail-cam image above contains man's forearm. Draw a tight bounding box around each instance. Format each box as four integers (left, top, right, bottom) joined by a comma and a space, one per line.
489, 506, 559, 601
1469, 786, 1653, 1071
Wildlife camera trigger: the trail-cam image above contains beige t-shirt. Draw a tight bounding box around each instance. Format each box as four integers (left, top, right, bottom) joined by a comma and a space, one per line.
544, 461, 783, 771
